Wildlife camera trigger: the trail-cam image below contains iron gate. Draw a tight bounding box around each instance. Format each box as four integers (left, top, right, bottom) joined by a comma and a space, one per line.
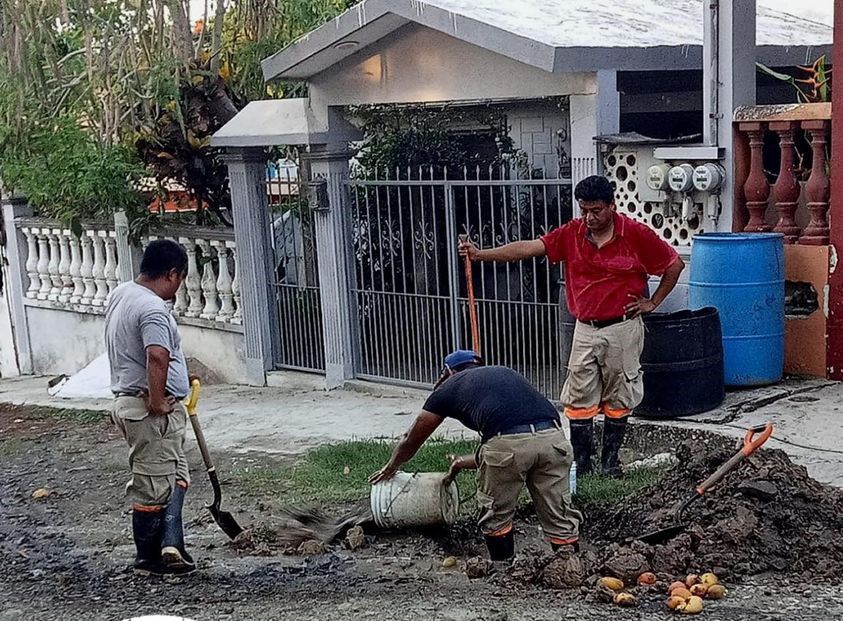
348, 167, 572, 397
267, 158, 326, 372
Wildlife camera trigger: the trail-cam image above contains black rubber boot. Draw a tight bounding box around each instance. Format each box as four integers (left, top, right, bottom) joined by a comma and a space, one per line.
484, 531, 515, 562
601, 417, 629, 478
132, 508, 165, 576
161, 484, 196, 573
568, 419, 594, 476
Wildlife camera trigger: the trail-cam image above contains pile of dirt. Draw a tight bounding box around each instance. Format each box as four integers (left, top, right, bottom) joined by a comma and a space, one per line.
230, 502, 372, 556
585, 441, 843, 581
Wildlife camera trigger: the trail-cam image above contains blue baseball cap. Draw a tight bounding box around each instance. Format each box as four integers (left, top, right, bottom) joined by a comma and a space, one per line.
444, 349, 481, 370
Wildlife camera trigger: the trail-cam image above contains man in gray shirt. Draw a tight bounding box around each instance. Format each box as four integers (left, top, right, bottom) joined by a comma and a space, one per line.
106, 239, 194, 576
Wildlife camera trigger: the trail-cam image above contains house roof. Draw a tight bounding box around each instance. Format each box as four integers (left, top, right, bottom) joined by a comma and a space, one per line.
262, 0, 833, 81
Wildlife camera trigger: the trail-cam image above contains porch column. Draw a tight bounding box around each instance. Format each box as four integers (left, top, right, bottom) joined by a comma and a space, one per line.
306, 144, 357, 389
1, 195, 33, 374
221, 147, 280, 385
827, 1, 843, 379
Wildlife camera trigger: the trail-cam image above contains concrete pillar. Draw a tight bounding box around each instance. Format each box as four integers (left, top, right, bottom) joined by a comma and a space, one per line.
595, 70, 620, 139
570, 94, 599, 186
221, 147, 280, 385
1, 197, 33, 374
113, 211, 141, 283
703, 0, 756, 232
826, 1, 843, 380
306, 145, 358, 389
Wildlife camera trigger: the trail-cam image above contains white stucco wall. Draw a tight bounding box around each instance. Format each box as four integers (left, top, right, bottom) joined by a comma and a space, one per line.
309, 24, 596, 113
507, 102, 570, 180
23, 305, 250, 384
0, 289, 20, 377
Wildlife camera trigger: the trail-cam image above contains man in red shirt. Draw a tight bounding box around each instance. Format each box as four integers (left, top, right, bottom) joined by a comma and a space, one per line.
459, 176, 684, 477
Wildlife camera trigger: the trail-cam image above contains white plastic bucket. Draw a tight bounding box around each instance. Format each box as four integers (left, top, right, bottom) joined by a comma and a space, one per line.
370, 471, 460, 529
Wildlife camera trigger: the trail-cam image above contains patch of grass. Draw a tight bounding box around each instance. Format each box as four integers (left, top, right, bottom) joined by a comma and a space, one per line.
29, 406, 108, 426
0, 437, 28, 456
233, 437, 479, 507
576, 466, 668, 506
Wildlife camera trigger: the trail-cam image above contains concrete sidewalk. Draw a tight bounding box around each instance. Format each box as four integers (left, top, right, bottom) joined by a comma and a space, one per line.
1, 372, 841, 486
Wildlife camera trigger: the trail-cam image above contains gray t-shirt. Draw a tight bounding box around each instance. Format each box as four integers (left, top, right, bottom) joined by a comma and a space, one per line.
105, 282, 189, 398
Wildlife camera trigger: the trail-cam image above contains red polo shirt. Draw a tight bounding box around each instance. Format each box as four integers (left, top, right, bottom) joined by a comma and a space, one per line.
541, 213, 680, 322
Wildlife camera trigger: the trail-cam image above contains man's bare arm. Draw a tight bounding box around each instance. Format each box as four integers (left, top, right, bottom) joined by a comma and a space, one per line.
146, 345, 174, 415
459, 239, 546, 262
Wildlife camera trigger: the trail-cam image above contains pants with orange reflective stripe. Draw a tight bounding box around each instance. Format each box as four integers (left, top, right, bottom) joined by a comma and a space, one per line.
476, 428, 582, 543
562, 317, 645, 420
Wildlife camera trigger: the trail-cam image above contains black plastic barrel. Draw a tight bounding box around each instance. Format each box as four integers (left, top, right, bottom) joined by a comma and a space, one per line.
636, 307, 725, 418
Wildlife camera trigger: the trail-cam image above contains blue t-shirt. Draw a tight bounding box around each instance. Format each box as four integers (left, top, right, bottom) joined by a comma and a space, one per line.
423, 366, 559, 441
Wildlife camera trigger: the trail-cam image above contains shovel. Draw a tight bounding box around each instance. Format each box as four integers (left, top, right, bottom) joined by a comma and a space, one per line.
637, 422, 774, 545
458, 234, 481, 355
185, 379, 245, 540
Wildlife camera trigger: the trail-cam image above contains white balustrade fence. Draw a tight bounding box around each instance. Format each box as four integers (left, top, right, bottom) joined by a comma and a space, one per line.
143, 231, 241, 325
15, 218, 241, 328
19, 222, 119, 310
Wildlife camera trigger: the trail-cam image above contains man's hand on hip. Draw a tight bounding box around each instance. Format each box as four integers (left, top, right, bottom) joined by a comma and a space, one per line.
146, 394, 176, 416
624, 295, 657, 318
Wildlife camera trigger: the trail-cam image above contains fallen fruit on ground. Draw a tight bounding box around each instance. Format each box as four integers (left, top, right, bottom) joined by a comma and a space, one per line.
685, 574, 700, 587
442, 556, 457, 568
706, 584, 726, 599
669, 581, 687, 594
700, 572, 719, 586
682, 595, 704, 614
598, 576, 624, 591
690, 583, 708, 597
613, 592, 637, 607
667, 595, 686, 610
637, 571, 657, 585
672, 587, 693, 601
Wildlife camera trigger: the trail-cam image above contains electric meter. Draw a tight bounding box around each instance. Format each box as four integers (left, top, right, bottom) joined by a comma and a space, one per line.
668, 164, 695, 193
646, 164, 671, 191
693, 163, 726, 192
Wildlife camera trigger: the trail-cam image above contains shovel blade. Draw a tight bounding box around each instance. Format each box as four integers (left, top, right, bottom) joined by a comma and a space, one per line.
210, 505, 244, 540
637, 523, 686, 546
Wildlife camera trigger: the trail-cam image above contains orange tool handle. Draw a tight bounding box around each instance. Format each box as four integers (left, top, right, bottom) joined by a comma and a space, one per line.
694, 422, 773, 496
458, 234, 481, 355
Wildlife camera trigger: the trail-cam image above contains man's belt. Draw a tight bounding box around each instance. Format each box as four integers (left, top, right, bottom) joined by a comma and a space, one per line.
580, 315, 627, 329
486, 419, 560, 442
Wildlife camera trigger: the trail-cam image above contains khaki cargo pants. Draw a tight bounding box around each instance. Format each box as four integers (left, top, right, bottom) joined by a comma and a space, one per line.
476, 427, 582, 543
562, 317, 645, 420
111, 396, 190, 507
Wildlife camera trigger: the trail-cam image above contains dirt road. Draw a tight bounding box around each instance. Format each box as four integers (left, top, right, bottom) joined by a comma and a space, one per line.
1, 405, 841, 621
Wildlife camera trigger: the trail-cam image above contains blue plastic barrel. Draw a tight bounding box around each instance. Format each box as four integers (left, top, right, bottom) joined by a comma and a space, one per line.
688, 233, 784, 387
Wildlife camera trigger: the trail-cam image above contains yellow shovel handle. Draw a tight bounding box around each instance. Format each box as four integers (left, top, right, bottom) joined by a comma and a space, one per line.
185, 378, 201, 416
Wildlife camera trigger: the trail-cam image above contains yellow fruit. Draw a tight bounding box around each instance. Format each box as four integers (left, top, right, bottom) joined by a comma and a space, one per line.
667, 595, 686, 610
706, 584, 727, 599
442, 556, 457, 568
690, 583, 708, 597
700, 572, 720, 587
672, 588, 693, 601
682, 596, 704, 614
637, 572, 657, 586
668, 581, 687, 594
599, 576, 625, 591
613, 592, 637, 607
685, 574, 701, 587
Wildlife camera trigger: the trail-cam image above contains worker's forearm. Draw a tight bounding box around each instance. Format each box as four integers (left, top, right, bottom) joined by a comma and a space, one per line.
650, 258, 685, 308
453, 454, 478, 470
476, 240, 542, 262
386, 435, 423, 470
146, 353, 170, 402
